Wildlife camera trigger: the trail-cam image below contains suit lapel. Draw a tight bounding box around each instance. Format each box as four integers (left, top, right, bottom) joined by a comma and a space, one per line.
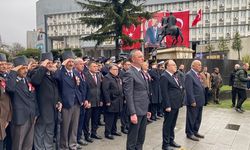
86, 72, 97, 87
132, 67, 146, 87
191, 70, 203, 88
165, 72, 180, 88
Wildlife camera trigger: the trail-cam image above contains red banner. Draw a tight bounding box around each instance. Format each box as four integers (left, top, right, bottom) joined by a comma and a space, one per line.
143, 11, 190, 48
122, 24, 141, 50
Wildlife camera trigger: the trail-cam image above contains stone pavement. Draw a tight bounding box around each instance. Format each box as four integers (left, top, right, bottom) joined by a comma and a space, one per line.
81, 107, 250, 150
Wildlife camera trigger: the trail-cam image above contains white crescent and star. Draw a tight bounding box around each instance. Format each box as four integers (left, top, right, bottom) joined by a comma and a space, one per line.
176, 18, 184, 28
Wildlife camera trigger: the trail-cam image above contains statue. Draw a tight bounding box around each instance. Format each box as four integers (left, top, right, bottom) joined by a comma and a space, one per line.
157, 12, 184, 47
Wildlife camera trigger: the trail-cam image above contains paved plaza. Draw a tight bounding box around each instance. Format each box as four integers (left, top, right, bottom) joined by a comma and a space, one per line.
82, 107, 250, 150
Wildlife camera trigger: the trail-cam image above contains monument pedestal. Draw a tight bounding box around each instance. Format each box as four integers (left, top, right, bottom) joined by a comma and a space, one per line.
153, 47, 194, 60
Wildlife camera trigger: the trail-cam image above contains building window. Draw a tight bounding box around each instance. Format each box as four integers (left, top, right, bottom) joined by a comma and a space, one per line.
185, 2, 189, 9
240, 26, 245, 32
172, 4, 176, 10
149, 6, 152, 12
212, 27, 216, 33
212, 0, 217, 6
241, 0, 246, 5
248, 25, 250, 31
212, 14, 217, 20
226, 12, 231, 19
227, 0, 232, 4
234, 0, 239, 5
241, 11, 246, 17
219, 27, 223, 33
233, 12, 239, 18
233, 26, 238, 32
218, 13, 224, 19
226, 27, 231, 33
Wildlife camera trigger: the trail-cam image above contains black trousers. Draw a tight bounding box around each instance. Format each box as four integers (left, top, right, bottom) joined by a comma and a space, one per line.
157, 103, 163, 116
236, 88, 247, 109
83, 107, 100, 137
185, 106, 203, 136
0, 140, 3, 150
162, 109, 179, 149
231, 87, 238, 106
150, 103, 158, 119
77, 107, 86, 141
104, 112, 119, 136
204, 87, 209, 105
126, 115, 147, 150
120, 104, 129, 130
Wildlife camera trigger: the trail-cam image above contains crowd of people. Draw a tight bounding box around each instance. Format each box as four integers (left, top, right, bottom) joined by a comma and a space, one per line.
0, 49, 249, 150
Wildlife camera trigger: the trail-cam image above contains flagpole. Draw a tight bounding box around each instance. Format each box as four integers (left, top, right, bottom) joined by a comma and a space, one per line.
141, 22, 144, 55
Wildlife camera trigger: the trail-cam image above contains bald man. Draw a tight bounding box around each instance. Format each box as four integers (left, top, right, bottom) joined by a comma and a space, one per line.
185, 60, 205, 141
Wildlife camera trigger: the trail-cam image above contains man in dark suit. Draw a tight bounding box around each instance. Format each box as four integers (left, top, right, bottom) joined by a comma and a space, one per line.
74, 58, 89, 147
6, 56, 38, 150
160, 60, 184, 150
55, 51, 86, 150
102, 64, 124, 140
83, 61, 103, 142
31, 52, 62, 150
119, 60, 131, 134
123, 50, 151, 150
148, 62, 162, 121
185, 60, 205, 141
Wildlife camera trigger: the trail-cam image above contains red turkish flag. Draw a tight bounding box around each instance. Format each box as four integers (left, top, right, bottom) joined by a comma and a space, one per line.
165, 11, 190, 48
122, 24, 141, 50
192, 9, 202, 26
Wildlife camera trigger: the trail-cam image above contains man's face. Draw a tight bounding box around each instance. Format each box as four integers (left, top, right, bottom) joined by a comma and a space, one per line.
65, 59, 74, 70
203, 67, 208, 72
179, 65, 184, 70
141, 62, 149, 71
193, 61, 202, 72
0, 61, 7, 73
89, 63, 98, 73
244, 63, 249, 71
75, 60, 84, 72
46, 60, 55, 71
167, 60, 177, 74
123, 61, 131, 70
110, 65, 119, 76
17, 66, 28, 78
132, 51, 144, 67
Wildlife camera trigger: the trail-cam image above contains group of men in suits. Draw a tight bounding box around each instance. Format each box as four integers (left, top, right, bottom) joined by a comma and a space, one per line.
0, 49, 209, 150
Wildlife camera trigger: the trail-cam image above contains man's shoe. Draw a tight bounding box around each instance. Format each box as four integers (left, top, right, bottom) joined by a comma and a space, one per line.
77, 144, 82, 149
91, 134, 102, 139
236, 108, 243, 113
121, 128, 128, 134
240, 108, 245, 112
78, 139, 88, 146
112, 132, 122, 136
157, 114, 163, 117
162, 147, 172, 150
169, 141, 181, 148
85, 136, 93, 143
187, 135, 199, 141
194, 133, 205, 138
231, 104, 235, 108
105, 134, 114, 140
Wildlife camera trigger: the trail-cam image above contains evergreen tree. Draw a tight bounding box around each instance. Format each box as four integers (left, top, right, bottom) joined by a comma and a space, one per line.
231, 31, 243, 60
77, 0, 152, 58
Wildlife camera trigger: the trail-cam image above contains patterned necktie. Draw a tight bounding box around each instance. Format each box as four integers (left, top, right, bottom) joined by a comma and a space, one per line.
92, 74, 97, 84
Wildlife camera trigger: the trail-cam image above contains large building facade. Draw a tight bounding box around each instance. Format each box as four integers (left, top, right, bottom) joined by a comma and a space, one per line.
36, 0, 250, 59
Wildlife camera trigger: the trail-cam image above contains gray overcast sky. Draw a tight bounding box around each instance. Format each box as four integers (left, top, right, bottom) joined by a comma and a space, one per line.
0, 0, 36, 47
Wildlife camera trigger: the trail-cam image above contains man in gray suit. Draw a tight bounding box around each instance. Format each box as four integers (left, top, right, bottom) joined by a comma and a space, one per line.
123, 50, 151, 150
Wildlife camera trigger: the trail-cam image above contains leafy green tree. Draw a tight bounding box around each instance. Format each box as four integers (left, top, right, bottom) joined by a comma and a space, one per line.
232, 31, 243, 60
16, 48, 41, 59
218, 37, 229, 51
242, 55, 250, 65
205, 43, 214, 59
73, 48, 83, 57
77, 0, 152, 58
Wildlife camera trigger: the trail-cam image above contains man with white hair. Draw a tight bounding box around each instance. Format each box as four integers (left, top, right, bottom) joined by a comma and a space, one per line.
185, 60, 205, 141
229, 64, 240, 107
